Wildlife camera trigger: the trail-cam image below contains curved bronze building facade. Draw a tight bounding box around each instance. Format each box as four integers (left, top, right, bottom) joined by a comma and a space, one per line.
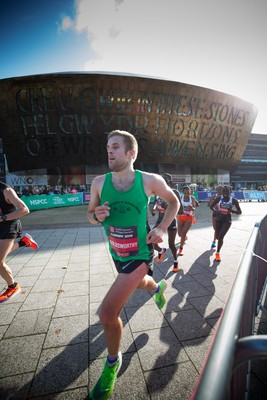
0, 73, 258, 183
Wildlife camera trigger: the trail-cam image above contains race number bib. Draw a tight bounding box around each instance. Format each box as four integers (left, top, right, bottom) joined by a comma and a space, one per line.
108, 225, 139, 258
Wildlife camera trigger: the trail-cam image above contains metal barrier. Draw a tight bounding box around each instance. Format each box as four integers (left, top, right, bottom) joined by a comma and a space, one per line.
191, 215, 267, 400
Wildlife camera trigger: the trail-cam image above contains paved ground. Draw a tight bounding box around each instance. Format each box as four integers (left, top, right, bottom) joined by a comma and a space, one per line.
0, 202, 266, 400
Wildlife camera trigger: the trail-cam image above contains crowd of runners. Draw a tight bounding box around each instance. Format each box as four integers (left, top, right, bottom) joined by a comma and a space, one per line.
0, 129, 243, 400
152, 180, 242, 268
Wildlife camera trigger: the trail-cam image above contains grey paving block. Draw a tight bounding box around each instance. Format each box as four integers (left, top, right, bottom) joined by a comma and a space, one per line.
5, 309, 53, 338
44, 314, 88, 348
173, 280, 212, 298
69, 255, 90, 264
0, 325, 7, 340
89, 302, 101, 325
89, 323, 106, 361
191, 271, 218, 287
167, 269, 196, 284
182, 335, 214, 373
39, 268, 65, 280
26, 258, 49, 267
0, 334, 45, 377
125, 304, 168, 332
29, 252, 53, 260
0, 372, 34, 400
5, 263, 25, 275
133, 327, 189, 371
60, 281, 89, 298
89, 285, 111, 303
63, 270, 89, 283
30, 387, 88, 400
89, 272, 115, 287
31, 278, 63, 293
13, 274, 39, 288
206, 283, 231, 303
0, 303, 21, 325
20, 291, 58, 311
29, 343, 88, 397
144, 361, 199, 400
50, 252, 70, 261
64, 262, 89, 271
44, 259, 69, 269
53, 295, 88, 317
164, 289, 194, 314
16, 266, 44, 277
89, 262, 113, 275
188, 295, 224, 319
166, 309, 213, 341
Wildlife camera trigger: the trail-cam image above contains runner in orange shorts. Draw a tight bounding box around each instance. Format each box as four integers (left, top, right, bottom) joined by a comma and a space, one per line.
177, 186, 199, 255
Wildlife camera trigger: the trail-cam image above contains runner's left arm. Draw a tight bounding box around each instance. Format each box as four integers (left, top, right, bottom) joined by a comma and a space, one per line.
231, 198, 242, 215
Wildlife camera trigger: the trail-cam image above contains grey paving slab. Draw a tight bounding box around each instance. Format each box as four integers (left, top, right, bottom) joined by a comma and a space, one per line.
4, 309, 53, 338
0, 325, 7, 340
60, 281, 89, 297
0, 303, 22, 325
20, 291, 58, 311
0, 335, 45, 377
89, 261, 114, 274
144, 361, 199, 400
44, 314, 89, 348
133, 327, 189, 371
63, 270, 89, 283
0, 202, 266, 399
53, 295, 88, 317
30, 387, 89, 400
89, 272, 116, 287
182, 335, 215, 373
188, 294, 224, 318
89, 285, 112, 303
44, 259, 70, 269
31, 278, 63, 293
29, 343, 88, 397
0, 372, 34, 400
165, 308, 214, 341
12, 274, 39, 289
124, 304, 169, 332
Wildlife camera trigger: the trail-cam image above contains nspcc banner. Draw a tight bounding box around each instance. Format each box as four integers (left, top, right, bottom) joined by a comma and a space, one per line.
21, 193, 82, 210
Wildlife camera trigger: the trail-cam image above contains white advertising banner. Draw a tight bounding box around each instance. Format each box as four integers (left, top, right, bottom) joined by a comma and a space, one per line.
6, 174, 47, 186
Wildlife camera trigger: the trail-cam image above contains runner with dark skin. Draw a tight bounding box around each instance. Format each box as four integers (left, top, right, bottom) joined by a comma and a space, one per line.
209, 185, 242, 262
177, 186, 199, 256
151, 173, 183, 272
207, 185, 223, 248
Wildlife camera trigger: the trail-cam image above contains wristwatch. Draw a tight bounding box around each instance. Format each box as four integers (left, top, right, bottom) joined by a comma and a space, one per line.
93, 212, 101, 223
1, 214, 7, 222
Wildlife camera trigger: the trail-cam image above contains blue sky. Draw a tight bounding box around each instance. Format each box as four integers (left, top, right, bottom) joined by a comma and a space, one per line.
1, 0, 266, 134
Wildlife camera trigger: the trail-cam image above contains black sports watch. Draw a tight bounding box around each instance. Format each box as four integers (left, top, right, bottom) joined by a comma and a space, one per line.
93, 212, 101, 223
1, 214, 7, 222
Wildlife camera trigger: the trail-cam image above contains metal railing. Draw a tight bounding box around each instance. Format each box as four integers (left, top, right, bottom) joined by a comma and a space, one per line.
191, 215, 267, 400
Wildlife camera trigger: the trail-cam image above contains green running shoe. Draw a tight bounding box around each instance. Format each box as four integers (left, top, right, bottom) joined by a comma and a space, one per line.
89, 352, 122, 400
154, 279, 168, 309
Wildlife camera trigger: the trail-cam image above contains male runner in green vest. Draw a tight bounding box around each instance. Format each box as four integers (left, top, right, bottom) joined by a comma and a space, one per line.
88, 130, 179, 400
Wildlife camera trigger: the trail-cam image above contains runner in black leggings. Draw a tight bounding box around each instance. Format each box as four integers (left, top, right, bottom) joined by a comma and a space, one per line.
209, 185, 242, 262
151, 173, 182, 272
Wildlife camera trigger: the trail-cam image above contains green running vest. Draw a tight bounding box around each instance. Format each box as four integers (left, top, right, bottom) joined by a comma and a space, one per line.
101, 170, 150, 262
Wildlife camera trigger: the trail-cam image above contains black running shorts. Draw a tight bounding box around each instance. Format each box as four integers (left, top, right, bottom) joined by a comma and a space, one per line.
0, 219, 23, 240
113, 255, 154, 276
154, 216, 177, 231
